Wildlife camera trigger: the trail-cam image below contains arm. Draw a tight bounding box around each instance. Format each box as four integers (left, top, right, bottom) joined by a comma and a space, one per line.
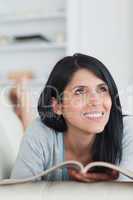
10, 120, 48, 180
117, 116, 133, 181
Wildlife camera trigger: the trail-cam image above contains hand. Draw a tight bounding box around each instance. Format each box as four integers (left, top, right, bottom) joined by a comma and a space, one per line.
68, 169, 119, 182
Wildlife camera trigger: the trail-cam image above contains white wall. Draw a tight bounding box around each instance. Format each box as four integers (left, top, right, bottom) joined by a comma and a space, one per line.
67, 0, 133, 91
0, 0, 132, 92
0, 0, 65, 15
0, 0, 66, 79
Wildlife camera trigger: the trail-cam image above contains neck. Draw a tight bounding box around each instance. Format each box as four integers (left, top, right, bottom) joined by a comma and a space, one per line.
64, 129, 95, 163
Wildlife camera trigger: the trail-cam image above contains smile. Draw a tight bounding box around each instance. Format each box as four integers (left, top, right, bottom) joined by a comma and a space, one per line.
83, 111, 104, 119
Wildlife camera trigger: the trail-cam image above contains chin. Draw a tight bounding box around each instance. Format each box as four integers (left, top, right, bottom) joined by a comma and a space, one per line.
88, 126, 105, 134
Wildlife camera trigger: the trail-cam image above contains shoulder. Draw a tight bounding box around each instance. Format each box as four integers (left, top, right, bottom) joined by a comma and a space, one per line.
23, 117, 57, 147
25, 117, 54, 137
118, 116, 133, 182
122, 115, 133, 148
123, 116, 133, 137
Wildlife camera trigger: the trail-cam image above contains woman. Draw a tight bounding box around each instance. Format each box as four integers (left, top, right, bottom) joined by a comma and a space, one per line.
11, 53, 133, 182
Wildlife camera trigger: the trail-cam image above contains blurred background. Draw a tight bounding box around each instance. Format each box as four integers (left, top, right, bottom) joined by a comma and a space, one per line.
0, 0, 133, 180
0, 0, 132, 132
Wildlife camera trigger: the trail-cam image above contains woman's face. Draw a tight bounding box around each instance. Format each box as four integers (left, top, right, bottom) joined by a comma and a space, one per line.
60, 69, 112, 135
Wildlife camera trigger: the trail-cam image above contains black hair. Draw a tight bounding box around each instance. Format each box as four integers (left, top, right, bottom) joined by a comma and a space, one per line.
38, 53, 123, 165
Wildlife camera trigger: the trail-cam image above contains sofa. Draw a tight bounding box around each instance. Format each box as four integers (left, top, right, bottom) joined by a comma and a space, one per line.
0, 119, 133, 200
0, 181, 133, 200
0, 93, 23, 179
0, 89, 133, 200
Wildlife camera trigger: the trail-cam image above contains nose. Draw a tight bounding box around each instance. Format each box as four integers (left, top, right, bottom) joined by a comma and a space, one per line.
86, 91, 101, 106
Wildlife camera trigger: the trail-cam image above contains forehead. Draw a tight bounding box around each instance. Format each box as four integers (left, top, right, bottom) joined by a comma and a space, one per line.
66, 69, 105, 89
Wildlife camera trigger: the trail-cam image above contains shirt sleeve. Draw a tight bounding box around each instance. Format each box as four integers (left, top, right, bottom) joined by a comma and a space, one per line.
117, 116, 133, 181
10, 119, 49, 180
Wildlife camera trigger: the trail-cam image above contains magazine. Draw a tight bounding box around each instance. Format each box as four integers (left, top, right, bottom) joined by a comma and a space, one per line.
0, 160, 133, 185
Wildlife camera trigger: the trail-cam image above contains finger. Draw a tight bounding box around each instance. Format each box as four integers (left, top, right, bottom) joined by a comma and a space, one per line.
68, 170, 83, 179
83, 172, 116, 181
68, 170, 91, 182
102, 170, 119, 179
109, 170, 119, 179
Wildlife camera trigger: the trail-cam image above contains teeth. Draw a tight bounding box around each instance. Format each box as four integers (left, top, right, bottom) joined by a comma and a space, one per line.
84, 112, 104, 118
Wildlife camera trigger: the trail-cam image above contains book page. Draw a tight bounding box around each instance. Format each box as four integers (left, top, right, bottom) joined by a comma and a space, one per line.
0, 160, 83, 185
82, 161, 133, 180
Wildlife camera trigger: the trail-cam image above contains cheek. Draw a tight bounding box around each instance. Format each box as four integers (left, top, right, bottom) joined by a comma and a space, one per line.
105, 97, 112, 112
62, 104, 80, 117
62, 98, 85, 113
62, 99, 84, 120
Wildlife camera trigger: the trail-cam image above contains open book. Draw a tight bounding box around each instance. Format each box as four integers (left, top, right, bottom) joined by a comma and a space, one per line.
0, 160, 133, 185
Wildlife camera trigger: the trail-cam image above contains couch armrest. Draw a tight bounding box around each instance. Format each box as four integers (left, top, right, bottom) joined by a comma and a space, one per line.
0, 181, 133, 200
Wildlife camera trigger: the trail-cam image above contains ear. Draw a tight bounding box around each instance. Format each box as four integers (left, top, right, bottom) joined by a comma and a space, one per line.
51, 97, 62, 115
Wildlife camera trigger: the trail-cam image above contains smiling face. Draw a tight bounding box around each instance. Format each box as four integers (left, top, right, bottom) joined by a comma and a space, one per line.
58, 69, 112, 136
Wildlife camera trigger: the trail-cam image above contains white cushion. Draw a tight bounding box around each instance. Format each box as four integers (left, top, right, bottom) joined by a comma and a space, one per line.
0, 93, 22, 178
0, 182, 132, 200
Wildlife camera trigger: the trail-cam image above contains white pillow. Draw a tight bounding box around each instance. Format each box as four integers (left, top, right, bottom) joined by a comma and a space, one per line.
0, 88, 23, 178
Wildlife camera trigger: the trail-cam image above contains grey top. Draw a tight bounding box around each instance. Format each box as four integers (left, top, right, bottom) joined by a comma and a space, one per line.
11, 116, 133, 182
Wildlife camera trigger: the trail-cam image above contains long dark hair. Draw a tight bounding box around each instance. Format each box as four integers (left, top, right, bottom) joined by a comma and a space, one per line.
38, 53, 123, 164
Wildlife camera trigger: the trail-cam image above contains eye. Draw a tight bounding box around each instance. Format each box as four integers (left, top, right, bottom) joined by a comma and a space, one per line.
74, 88, 86, 95
98, 85, 109, 93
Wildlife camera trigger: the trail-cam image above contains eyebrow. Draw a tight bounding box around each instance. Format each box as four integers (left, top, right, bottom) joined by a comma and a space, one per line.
97, 83, 108, 88
72, 83, 108, 90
